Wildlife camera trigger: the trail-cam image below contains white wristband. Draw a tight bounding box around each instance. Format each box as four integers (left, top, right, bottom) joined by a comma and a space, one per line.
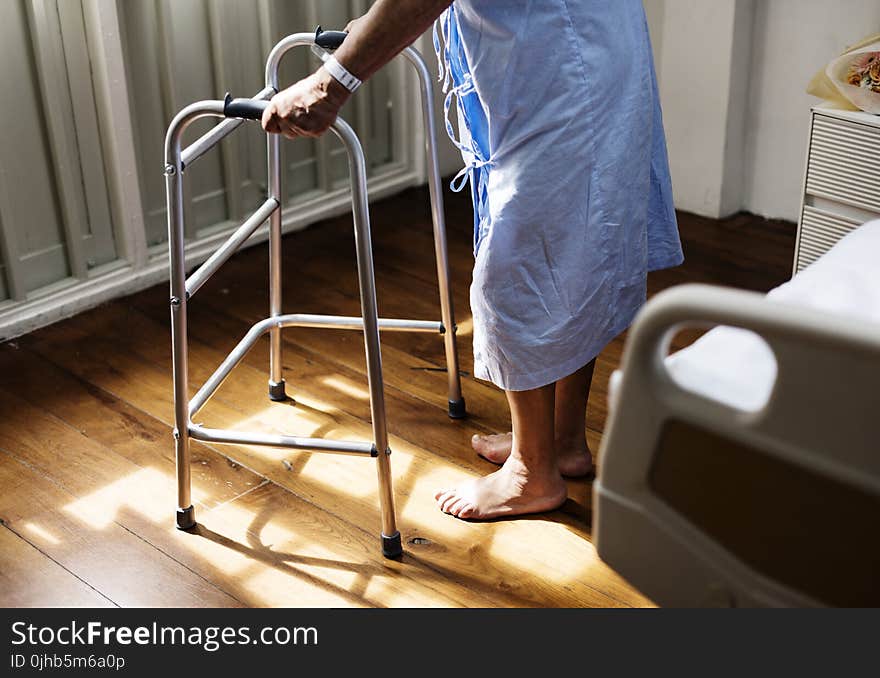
322, 55, 362, 93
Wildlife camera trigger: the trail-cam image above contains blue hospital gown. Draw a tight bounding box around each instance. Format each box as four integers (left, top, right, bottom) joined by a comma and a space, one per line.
436, 0, 684, 391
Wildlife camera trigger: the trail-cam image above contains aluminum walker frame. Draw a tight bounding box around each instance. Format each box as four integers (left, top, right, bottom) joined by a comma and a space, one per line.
164, 29, 465, 559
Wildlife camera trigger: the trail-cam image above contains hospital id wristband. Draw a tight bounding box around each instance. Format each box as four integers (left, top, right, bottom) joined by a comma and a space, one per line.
322, 56, 362, 93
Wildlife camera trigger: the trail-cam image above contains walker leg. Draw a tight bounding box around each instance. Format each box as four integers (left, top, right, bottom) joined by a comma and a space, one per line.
267, 133, 287, 401
173, 401, 195, 529
337, 119, 402, 559
166, 162, 196, 531
171, 319, 195, 531
377, 451, 403, 559
435, 234, 466, 420
411, 50, 466, 419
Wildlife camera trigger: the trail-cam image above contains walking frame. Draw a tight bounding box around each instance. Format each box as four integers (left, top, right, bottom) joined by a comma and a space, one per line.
164, 29, 465, 559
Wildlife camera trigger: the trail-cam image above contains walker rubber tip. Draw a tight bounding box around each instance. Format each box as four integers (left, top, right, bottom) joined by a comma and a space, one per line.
268, 380, 287, 402
448, 398, 467, 420
176, 506, 196, 531
382, 531, 403, 559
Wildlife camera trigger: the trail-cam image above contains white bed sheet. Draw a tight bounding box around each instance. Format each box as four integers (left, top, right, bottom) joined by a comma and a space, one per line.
610, 219, 880, 412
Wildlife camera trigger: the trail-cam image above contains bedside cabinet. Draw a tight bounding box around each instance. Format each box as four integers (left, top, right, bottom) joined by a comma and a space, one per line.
795, 106, 880, 274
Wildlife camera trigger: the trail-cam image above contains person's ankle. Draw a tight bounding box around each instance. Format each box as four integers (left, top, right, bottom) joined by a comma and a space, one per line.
506, 450, 561, 481
554, 435, 588, 453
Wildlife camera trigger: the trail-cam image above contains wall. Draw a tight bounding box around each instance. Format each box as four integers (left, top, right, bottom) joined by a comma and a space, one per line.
742, 0, 880, 221
642, 0, 665, 80
645, 0, 880, 222
650, 1, 755, 218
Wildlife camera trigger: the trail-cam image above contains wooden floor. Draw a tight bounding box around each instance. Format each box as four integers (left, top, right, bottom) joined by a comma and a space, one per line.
0, 184, 795, 608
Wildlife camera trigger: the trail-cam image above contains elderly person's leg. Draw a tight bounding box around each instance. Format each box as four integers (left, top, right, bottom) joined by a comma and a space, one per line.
552, 360, 595, 476
435, 382, 566, 519
471, 360, 596, 477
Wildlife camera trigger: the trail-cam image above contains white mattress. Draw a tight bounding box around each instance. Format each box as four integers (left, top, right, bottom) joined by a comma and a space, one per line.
610, 219, 880, 412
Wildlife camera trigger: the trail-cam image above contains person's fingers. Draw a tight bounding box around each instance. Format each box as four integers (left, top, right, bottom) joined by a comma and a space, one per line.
302, 110, 337, 137
261, 101, 277, 132
284, 115, 315, 141
278, 117, 299, 140
297, 123, 321, 138
286, 116, 317, 138
264, 111, 286, 136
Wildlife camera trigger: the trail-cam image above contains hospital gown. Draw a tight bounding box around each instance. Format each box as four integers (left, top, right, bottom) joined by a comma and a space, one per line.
436, 0, 684, 391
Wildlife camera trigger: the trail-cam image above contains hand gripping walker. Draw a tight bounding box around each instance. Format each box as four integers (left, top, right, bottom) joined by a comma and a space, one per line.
164, 29, 465, 558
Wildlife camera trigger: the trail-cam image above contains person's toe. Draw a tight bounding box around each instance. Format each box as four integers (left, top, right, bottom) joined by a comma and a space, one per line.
434, 489, 454, 508
456, 502, 476, 520
439, 492, 461, 514
446, 496, 471, 517
471, 434, 489, 451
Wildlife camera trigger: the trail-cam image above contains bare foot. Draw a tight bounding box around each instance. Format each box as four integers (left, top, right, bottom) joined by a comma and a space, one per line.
434, 455, 567, 520
470, 433, 515, 465
472, 432, 594, 477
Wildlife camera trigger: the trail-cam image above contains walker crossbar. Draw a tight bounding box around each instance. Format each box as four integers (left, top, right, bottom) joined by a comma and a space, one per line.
185, 198, 280, 298
188, 313, 443, 419
189, 425, 377, 457
165, 29, 465, 559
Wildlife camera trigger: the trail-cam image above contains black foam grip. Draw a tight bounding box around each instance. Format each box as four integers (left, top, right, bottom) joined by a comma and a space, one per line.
315, 27, 348, 50
223, 94, 269, 121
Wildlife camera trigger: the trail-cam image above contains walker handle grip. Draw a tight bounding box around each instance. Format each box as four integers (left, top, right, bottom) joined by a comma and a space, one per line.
315, 26, 348, 50
223, 93, 270, 121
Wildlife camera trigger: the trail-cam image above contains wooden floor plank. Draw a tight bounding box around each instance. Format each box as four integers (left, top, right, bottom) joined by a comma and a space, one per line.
0, 527, 114, 608
0, 344, 262, 511
0, 390, 245, 607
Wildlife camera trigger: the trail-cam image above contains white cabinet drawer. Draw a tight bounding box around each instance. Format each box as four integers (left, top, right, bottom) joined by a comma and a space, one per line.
796, 206, 863, 272
805, 114, 880, 214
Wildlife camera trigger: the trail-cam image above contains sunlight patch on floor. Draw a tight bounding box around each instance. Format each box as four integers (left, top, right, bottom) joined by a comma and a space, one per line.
320, 376, 371, 401
218, 398, 343, 436
243, 566, 362, 607
205, 501, 370, 606
63, 467, 178, 529
179, 529, 257, 578
486, 518, 602, 580
217, 395, 369, 445
455, 315, 474, 337
204, 497, 457, 608
22, 522, 60, 545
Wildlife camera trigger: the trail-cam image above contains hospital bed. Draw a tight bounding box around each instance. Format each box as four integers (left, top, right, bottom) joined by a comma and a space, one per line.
594, 219, 880, 607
